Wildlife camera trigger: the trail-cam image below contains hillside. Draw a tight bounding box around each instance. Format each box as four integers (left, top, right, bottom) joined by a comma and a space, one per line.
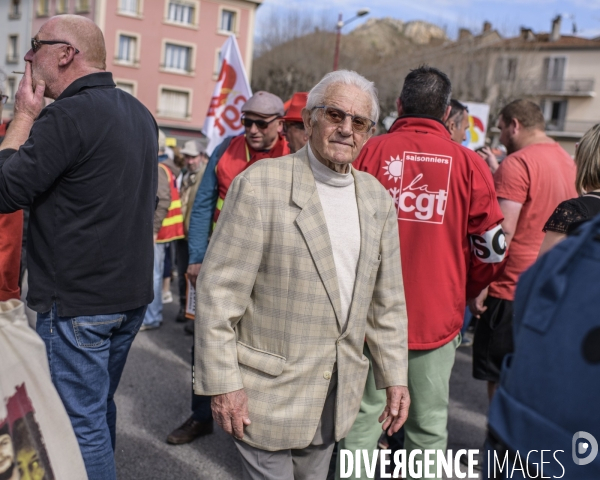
251, 17, 449, 106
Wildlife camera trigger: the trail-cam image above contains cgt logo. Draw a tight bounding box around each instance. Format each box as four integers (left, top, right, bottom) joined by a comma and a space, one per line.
386, 151, 452, 224
573, 431, 598, 466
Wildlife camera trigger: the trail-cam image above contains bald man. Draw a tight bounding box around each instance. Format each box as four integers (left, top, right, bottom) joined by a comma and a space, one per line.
0, 15, 158, 480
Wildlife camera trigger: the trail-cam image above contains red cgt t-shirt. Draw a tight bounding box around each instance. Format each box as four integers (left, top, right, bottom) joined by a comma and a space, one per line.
489, 142, 577, 301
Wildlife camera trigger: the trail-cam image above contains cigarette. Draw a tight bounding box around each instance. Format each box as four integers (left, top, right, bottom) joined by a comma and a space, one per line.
12, 71, 25, 74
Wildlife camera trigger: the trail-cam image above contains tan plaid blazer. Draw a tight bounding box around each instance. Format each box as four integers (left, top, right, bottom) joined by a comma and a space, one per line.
194, 145, 408, 451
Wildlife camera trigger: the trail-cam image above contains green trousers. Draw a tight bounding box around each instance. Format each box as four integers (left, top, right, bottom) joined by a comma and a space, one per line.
336, 335, 459, 480
335, 344, 386, 480
404, 334, 460, 480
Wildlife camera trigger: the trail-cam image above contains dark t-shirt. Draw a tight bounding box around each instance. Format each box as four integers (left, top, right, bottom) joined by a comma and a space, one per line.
544, 192, 600, 234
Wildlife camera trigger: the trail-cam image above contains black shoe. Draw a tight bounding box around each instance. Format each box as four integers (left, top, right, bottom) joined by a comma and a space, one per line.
166, 416, 213, 444
176, 307, 187, 323
184, 320, 194, 335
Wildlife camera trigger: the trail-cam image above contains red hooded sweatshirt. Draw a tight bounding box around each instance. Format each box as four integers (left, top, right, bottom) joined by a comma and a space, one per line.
354, 116, 506, 350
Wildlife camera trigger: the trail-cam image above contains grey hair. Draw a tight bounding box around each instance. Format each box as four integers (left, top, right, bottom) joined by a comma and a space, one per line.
306, 70, 380, 124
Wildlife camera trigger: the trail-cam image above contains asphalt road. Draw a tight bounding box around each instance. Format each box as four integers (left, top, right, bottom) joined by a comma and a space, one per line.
114, 288, 488, 479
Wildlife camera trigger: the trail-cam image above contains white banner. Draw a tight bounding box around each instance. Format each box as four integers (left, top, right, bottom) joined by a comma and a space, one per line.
202, 35, 252, 155
461, 102, 490, 150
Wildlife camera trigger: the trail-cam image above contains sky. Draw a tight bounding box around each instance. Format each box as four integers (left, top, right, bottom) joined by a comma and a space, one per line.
255, 0, 600, 41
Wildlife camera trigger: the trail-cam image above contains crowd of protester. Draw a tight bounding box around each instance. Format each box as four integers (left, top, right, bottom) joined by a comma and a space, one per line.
0, 13, 598, 480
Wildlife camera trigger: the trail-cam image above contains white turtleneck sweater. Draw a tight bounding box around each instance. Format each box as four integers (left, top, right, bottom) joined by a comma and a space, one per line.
307, 143, 361, 329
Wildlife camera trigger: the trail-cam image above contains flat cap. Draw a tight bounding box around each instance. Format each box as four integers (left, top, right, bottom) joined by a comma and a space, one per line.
241, 91, 284, 117
180, 139, 206, 157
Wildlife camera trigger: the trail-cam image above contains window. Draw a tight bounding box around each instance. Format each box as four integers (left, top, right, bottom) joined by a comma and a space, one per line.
164, 43, 192, 73
115, 81, 135, 96
37, 0, 49, 16
541, 99, 567, 131
119, 0, 140, 16
219, 8, 237, 33
10, 0, 21, 18
117, 34, 138, 65
56, 0, 68, 14
159, 88, 190, 119
213, 48, 222, 78
76, 0, 90, 12
496, 57, 517, 82
167, 1, 195, 25
7, 35, 19, 63
543, 57, 566, 91
7, 78, 16, 103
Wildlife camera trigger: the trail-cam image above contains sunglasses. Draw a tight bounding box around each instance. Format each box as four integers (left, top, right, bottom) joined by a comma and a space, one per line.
241, 116, 279, 129
313, 105, 375, 133
31, 38, 80, 54
283, 121, 305, 132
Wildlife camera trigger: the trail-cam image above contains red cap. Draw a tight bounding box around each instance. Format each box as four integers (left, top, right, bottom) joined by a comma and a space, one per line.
282, 92, 308, 122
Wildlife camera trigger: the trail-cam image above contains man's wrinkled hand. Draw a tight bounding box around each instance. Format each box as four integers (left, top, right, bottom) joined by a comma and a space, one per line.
211, 389, 251, 440
379, 385, 410, 436
14, 62, 45, 123
468, 287, 489, 318
187, 263, 202, 287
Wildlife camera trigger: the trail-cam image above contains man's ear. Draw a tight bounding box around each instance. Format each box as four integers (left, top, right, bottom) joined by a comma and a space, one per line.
58, 46, 77, 67
301, 108, 313, 136
396, 98, 403, 116
511, 118, 521, 135
276, 119, 283, 133
446, 119, 455, 134
441, 104, 452, 123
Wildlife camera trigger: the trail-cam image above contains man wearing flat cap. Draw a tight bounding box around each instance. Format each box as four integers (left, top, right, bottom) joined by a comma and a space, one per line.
194, 70, 410, 480
282, 92, 309, 153
186, 91, 290, 288
174, 139, 208, 324
176, 92, 290, 443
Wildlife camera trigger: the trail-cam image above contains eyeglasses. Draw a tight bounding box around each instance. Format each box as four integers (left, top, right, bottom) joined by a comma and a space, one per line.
0, 95, 7, 105
313, 105, 375, 133
241, 116, 279, 130
31, 38, 80, 54
284, 121, 305, 132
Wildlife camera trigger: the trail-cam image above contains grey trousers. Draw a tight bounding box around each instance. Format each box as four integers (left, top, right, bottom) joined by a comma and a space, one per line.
234, 373, 337, 480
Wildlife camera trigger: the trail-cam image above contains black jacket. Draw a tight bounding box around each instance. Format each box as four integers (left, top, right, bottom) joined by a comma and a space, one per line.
0, 72, 158, 316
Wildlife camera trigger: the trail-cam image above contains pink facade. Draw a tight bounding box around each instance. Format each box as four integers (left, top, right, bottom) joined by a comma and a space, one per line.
32, 0, 97, 35
31, 0, 261, 138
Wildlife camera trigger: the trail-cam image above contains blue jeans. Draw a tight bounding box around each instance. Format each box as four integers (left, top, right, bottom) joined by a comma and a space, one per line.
143, 242, 166, 327
37, 303, 146, 480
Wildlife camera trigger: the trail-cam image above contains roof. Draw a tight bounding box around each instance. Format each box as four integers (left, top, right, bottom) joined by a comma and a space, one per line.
493, 34, 600, 50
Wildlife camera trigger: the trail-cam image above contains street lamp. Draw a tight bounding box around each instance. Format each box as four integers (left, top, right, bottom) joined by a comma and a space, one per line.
333, 8, 370, 71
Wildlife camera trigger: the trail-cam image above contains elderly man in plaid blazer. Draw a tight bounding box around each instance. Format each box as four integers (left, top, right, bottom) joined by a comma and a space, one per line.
194, 70, 410, 480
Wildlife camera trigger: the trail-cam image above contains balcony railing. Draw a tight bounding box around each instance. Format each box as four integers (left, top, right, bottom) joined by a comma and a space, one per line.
540, 78, 595, 96
563, 120, 599, 134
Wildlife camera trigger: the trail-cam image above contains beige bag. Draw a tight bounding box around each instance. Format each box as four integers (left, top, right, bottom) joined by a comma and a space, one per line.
0, 299, 87, 480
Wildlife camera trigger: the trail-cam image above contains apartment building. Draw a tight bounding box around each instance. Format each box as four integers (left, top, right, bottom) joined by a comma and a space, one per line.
1, 0, 33, 121
3, 0, 262, 141
482, 17, 600, 154
409, 16, 600, 155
